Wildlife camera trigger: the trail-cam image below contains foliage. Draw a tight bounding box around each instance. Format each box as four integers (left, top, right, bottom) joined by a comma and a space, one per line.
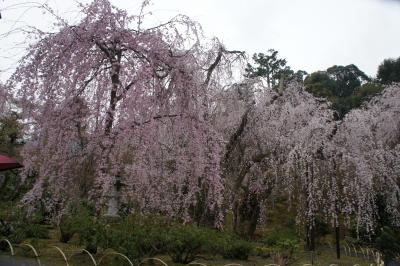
162, 224, 217, 263
102, 214, 254, 262
304, 71, 336, 98
326, 64, 370, 97
0, 112, 26, 202
58, 201, 102, 253
262, 229, 298, 247
304, 64, 375, 118
275, 238, 299, 256
165, 224, 252, 261
103, 214, 169, 260
0, 171, 22, 202
245, 49, 306, 89
0, 112, 23, 156
0, 202, 49, 244
261, 229, 299, 265
374, 226, 400, 262
377, 56, 400, 84
217, 234, 253, 260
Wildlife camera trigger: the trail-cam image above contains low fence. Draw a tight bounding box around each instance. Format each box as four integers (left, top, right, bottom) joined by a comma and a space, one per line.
325, 241, 386, 262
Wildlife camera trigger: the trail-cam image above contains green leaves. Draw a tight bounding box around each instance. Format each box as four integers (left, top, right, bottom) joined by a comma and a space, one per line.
304, 65, 381, 118
245, 49, 304, 89
375, 226, 400, 261
377, 57, 400, 84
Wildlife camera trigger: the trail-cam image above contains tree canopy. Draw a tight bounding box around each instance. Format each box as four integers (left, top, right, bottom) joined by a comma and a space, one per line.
244, 49, 306, 89
8, 0, 246, 225
377, 56, 400, 85
304, 64, 382, 118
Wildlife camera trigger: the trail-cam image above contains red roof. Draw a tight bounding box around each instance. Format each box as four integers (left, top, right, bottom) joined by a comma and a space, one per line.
0, 155, 22, 171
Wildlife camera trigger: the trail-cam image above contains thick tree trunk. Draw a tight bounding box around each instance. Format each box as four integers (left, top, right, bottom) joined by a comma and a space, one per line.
233, 192, 260, 239
306, 224, 316, 264
310, 226, 316, 265
310, 225, 315, 252
94, 41, 124, 215
335, 220, 341, 259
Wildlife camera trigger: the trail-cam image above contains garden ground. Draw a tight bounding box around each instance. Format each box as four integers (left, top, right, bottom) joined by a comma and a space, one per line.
1, 227, 373, 266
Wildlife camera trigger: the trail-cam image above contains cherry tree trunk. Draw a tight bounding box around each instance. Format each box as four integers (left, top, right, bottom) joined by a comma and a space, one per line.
335, 220, 341, 259
233, 192, 260, 239
306, 224, 316, 264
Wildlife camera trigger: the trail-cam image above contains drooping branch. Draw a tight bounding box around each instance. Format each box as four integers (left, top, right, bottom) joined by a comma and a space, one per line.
204, 46, 245, 87
221, 106, 253, 172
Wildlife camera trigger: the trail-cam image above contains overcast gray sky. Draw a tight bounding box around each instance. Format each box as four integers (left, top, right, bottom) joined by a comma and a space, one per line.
1, 0, 400, 80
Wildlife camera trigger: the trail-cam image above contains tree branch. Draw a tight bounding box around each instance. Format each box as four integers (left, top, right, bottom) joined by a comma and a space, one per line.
204, 46, 245, 87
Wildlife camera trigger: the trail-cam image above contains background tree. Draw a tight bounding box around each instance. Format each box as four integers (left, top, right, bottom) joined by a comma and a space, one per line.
244, 49, 305, 89
326, 64, 370, 97
0, 112, 22, 157
0, 84, 25, 201
377, 56, 400, 85
304, 64, 382, 118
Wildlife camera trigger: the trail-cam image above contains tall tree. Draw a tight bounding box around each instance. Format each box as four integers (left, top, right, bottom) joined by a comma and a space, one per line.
217, 80, 340, 239
304, 64, 377, 118
326, 64, 370, 97
245, 49, 289, 88
377, 56, 400, 85
10, 0, 243, 224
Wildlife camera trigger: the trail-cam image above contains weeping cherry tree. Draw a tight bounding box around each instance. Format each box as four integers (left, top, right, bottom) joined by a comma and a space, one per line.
9, 0, 243, 225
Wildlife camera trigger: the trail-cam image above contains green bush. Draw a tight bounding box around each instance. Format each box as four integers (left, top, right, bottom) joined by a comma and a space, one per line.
58, 201, 102, 253
104, 215, 253, 263
163, 224, 212, 263
374, 226, 400, 262
218, 235, 253, 260
0, 203, 49, 244
262, 229, 298, 246
275, 238, 299, 256
261, 230, 299, 264
103, 214, 169, 260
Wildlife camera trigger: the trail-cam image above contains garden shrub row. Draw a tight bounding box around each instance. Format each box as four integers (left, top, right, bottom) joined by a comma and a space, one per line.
58, 204, 253, 263
2, 201, 301, 264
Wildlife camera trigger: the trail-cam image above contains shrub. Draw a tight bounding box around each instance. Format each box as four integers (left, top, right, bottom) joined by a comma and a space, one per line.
262, 229, 297, 247
0, 203, 49, 244
262, 230, 299, 265
58, 201, 102, 253
253, 246, 273, 258
103, 214, 169, 260
374, 226, 400, 263
218, 235, 253, 260
276, 238, 299, 257
163, 224, 211, 264
269, 238, 299, 265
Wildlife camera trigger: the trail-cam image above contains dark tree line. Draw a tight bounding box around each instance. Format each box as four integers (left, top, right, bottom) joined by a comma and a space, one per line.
246, 50, 400, 118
